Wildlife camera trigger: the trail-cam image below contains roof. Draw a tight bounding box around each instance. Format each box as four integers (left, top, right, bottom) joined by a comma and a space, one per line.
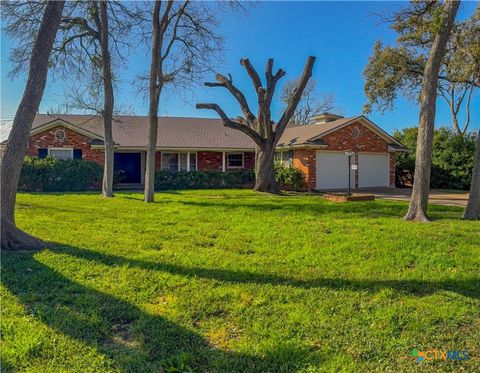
32, 114, 256, 150
28, 113, 407, 151
277, 116, 360, 147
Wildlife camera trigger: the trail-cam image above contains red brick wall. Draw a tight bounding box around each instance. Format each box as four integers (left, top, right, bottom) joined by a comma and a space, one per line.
292, 121, 396, 190
293, 149, 316, 190
26, 125, 104, 164
389, 152, 396, 187
198, 151, 223, 170
321, 122, 389, 153
244, 152, 255, 170
155, 151, 162, 170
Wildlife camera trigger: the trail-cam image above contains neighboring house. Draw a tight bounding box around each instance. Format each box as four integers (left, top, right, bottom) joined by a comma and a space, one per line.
15, 113, 407, 190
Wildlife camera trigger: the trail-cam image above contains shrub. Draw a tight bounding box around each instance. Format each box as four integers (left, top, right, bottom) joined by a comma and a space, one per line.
275, 162, 305, 191
393, 127, 476, 190
19, 157, 103, 192
154, 169, 254, 190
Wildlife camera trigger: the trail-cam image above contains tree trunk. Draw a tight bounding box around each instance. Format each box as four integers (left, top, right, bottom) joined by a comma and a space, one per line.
404, 0, 459, 222
463, 129, 480, 220
254, 143, 279, 193
98, 0, 115, 198
144, 115, 158, 203
144, 1, 162, 203
1, 215, 48, 251
0, 0, 64, 250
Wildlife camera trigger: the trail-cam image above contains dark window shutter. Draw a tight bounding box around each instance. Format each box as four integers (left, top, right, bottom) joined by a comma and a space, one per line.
38, 148, 48, 159
73, 149, 82, 160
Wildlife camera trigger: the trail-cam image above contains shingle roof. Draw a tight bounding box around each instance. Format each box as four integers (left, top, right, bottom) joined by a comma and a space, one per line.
31, 113, 405, 150
32, 114, 256, 149
277, 116, 361, 147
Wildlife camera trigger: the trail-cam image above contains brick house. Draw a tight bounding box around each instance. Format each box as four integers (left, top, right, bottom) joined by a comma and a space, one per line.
21, 113, 407, 190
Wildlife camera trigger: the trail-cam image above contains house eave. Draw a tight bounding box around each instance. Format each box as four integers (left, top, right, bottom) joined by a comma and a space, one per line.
91, 145, 256, 152
30, 118, 103, 140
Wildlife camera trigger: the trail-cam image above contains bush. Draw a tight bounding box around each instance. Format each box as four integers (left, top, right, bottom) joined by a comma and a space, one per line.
393, 127, 476, 190
154, 169, 254, 190
19, 157, 103, 192
275, 162, 305, 191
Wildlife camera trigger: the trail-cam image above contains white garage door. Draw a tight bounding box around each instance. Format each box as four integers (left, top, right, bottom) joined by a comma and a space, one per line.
316, 151, 354, 190
359, 153, 389, 188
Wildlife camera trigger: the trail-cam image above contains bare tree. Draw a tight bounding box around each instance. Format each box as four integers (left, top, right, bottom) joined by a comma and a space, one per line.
281, 79, 335, 126
144, 0, 223, 202
404, 0, 460, 222
197, 57, 316, 193
1, 1, 65, 250
96, 0, 115, 197
464, 129, 480, 220
3, 0, 139, 198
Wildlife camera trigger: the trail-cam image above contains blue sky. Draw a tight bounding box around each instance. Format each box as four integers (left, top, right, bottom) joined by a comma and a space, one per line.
1, 1, 478, 135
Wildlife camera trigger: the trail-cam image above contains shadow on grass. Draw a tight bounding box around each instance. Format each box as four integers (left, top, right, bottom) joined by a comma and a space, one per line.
54, 245, 479, 300
1, 251, 312, 372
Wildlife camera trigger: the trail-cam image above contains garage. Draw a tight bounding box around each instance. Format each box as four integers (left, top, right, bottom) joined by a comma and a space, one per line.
358, 153, 389, 188
316, 151, 355, 190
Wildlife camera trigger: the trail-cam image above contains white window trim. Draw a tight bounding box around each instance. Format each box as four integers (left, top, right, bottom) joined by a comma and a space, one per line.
161, 151, 197, 171
188, 152, 198, 171
227, 152, 244, 170
275, 150, 293, 166
48, 147, 74, 159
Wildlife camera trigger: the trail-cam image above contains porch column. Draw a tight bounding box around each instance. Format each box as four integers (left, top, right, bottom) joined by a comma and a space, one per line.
187, 151, 190, 171
222, 151, 226, 172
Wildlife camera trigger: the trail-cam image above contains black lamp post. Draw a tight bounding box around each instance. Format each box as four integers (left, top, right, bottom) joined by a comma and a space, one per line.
345, 150, 354, 196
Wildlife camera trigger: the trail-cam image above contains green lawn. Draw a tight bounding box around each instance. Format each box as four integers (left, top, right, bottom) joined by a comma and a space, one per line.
1, 190, 479, 372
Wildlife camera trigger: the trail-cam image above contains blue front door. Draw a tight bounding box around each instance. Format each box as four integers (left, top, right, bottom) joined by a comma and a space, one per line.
114, 153, 141, 183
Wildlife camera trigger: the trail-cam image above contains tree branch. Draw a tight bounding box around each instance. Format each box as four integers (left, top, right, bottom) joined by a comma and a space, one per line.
275, 56, 316, 141
240, 58, 262, 93
265, 58, 286, 107
204, 73, 256, 125
196, 103, 264, 145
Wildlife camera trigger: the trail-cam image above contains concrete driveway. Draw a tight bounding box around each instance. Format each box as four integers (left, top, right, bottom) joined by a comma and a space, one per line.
355, 188, 469, 207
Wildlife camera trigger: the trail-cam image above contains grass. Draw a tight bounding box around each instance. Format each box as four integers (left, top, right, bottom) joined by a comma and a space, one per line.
1, 189, 479, 372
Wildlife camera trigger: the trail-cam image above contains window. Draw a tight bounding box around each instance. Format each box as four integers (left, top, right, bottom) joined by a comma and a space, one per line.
55, 129, 66, 141
161, 152, 197, 172
189, 152, 196, 171
162, 153, 179, 172
38, 148, 48, 159
49, 148, 73, 160
275, 150, 293, 166
227, 153, 243, 169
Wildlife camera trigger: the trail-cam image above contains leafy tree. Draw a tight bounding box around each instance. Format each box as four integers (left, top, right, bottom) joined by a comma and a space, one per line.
464, 129, 480, 219
364, 3, 479, 135
395, 127, 476, 190
1, 1, 65, 250
402, 0, 460, 222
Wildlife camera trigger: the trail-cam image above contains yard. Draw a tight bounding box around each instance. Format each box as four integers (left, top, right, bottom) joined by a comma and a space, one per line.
1, 190, 479, 372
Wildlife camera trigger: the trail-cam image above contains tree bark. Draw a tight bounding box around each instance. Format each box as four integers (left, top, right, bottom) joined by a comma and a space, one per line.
144, 0, 163, 203
463, 129, 480, 220
1, 215, 48, 251
404, 0, 459, 222
0, 0, 64, 250
254, 143, 279, 193
97, 0, 115, 198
